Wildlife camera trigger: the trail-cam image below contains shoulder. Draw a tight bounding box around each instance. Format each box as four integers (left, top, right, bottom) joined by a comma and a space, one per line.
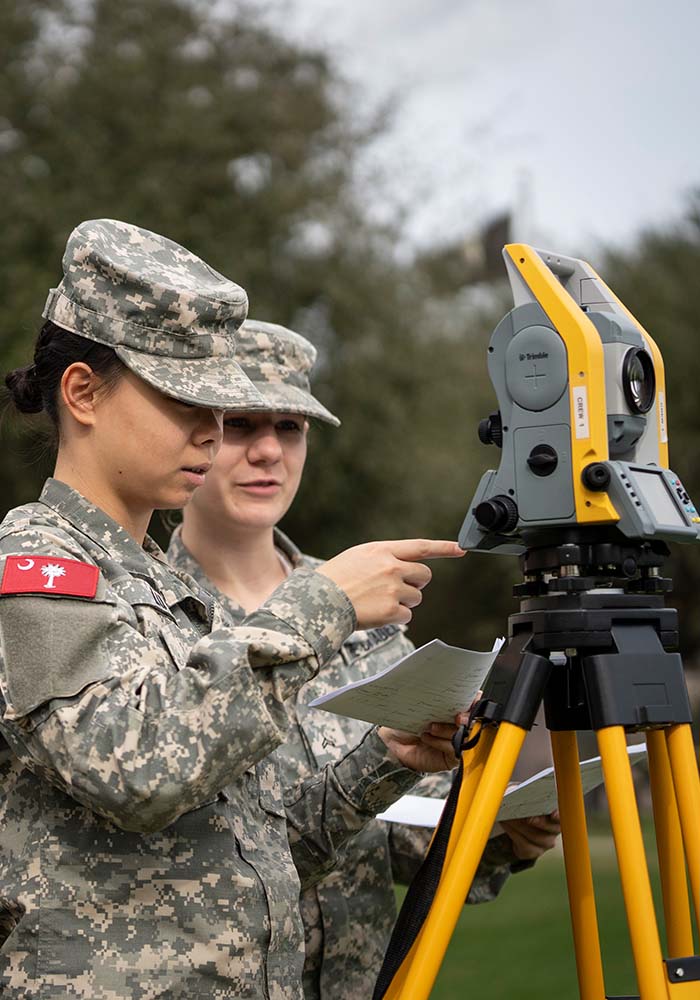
0, 523, 120, 721
299, 552, 324, 571
0, 504, 99, 568
0, 498, 115, 589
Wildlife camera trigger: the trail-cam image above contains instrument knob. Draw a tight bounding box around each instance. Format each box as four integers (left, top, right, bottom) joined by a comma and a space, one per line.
478, 412, 503, 448
527, 444, 558, 477
582, 463, 611, 492
474, 495, 519, 533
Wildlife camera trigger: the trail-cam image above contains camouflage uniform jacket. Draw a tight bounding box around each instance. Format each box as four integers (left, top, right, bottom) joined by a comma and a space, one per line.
0, 480, 420, 1000
168, 527, 524, 1000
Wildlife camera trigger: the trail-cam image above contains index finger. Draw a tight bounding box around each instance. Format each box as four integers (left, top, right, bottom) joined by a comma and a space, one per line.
388, 539, 466, 561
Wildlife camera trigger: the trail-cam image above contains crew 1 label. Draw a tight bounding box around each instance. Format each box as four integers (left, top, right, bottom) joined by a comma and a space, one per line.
572, 385, 590, 439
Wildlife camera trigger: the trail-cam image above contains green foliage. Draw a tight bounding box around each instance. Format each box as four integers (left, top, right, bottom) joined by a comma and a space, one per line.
0, 0, 366, 347
604, 196, 700, 662
0, 0, 515, 648
3, 0, 699, 657
0, 0, 369, 505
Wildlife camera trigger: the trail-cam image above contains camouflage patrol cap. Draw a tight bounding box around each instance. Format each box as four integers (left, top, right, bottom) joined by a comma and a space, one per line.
42, 218, 265, 409
231, 319, 340, 426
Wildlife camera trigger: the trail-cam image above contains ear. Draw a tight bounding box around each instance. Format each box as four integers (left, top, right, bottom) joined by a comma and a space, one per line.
59, 362, 104, 427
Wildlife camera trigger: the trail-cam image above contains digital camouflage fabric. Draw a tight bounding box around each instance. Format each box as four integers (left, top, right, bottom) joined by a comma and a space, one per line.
0, 480, 420, 999
168, 526, 523, 1000
229, 319, 340, 425
42, 218, 265, 409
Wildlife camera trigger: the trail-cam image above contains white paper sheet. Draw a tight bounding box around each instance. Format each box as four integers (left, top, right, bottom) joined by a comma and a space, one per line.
496, 743, 647, 821
309, 637, 505, 735
376, 794, 446, 827
376, 743, 648, 826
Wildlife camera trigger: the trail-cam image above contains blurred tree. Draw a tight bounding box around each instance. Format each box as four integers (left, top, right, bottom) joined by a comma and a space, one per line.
0, 0, 368, 361
604, 193, 700, 664
6, 0, 697, 659
0, 0, 515, 649
0, 0, 377, 509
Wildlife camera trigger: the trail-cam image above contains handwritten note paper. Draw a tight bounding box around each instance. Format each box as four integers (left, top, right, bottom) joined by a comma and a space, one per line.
309, 638, 504, 735
496, 743, 647, 821
376, 743, 648, 826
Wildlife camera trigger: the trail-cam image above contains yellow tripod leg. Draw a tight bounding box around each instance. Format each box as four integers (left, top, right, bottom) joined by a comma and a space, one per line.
384, 729, 496, 1000
394, 722, 526, 1000
444, 726, 496, 868
551, 730, 606, 1000
647, 729, 694, 956
598, 726, 668, 1000
667, 724, 700, 933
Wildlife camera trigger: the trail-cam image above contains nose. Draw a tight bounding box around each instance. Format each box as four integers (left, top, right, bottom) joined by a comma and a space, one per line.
193, 408, 223, 449
248, 424, 283, 464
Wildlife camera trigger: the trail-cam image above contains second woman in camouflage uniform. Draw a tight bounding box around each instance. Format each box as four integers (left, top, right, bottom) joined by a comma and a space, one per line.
169, 319, 561, 1000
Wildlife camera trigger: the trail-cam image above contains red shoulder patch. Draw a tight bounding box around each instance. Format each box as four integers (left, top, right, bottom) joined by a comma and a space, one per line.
1, 555, 99, 598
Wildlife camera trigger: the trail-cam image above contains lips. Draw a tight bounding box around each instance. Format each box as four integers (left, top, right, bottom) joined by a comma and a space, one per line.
182, 462, 211, 487
182, 462, 212, 476
237, 479, 283, 495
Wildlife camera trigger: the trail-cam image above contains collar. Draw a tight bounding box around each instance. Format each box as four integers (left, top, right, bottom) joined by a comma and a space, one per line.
272, 527, 304, 569
166, 524, 306, 624
38, 478, 185, 599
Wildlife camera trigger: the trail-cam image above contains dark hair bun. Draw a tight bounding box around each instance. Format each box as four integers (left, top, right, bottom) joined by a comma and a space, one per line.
5, 364, 44, 414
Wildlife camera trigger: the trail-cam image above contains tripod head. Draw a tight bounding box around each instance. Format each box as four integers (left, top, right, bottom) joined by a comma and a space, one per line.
513, 530, 672, 603
458, 245, 700, 556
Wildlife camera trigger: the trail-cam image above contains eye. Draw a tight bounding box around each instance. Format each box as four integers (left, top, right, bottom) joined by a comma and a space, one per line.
223, 416, 252, 431
276, 418, 304, 434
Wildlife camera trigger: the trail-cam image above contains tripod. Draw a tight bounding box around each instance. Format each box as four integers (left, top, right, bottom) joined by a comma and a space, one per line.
382, 533, 700, 999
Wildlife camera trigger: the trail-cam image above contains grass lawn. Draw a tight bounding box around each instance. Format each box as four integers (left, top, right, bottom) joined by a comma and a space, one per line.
396, 818, 675, 999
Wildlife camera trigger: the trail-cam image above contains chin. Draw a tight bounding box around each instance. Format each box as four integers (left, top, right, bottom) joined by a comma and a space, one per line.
155, 486, 197, 511
235, 509, 282, 532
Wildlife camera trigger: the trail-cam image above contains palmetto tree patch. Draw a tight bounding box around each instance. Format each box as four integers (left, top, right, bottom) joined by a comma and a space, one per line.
40, 564, 67, 589
0, 556, 99, 598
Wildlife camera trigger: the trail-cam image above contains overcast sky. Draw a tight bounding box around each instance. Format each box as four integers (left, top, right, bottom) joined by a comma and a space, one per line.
269, 0, 700, 257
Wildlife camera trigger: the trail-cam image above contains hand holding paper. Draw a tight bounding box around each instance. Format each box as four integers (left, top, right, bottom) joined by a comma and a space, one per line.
376, 744, 648, 826
378, 720, 463, 773
500, 813, 562, 860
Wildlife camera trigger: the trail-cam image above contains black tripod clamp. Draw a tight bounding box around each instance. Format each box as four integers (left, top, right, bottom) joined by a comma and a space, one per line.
452, 700, 504, 759
452, 634, 552, 760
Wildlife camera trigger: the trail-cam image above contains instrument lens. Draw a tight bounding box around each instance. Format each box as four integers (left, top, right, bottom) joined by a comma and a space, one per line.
623, 348, 655, 414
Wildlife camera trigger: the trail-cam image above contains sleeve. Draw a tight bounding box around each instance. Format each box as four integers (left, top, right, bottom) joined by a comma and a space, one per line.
0, 536, 356, 835
387, 772, 531, 904
284, 726, 420, 890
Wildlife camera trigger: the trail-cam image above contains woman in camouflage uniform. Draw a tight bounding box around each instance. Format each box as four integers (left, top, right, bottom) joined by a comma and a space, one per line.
170, 319, 562, 1000
0, 219, 466, 999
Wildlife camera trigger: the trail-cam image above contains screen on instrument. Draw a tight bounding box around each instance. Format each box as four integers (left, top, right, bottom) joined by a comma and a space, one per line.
631, 470, 686, 527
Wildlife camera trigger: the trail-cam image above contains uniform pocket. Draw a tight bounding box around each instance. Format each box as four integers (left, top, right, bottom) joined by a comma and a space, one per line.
110, 577, 194, 672
0, 594, 118, 720
159, 622, 191, 671
255, 758, 286, 818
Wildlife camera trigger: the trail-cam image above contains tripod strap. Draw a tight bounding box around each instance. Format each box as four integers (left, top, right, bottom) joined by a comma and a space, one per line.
372, 743, 468, 1000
